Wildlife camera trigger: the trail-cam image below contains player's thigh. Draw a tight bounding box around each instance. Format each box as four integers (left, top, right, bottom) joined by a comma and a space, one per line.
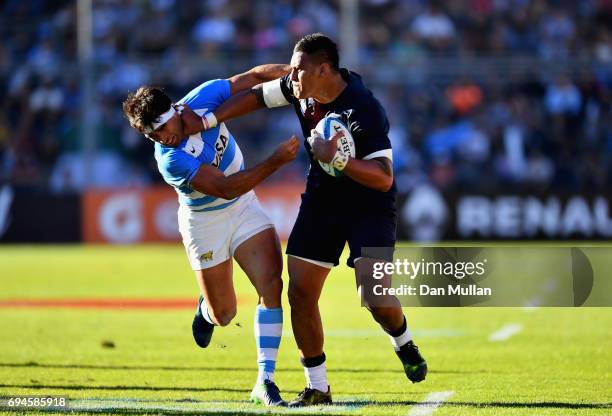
287, 255, 331, 307
178, 205, 233, 271
194, 259, 237, 321
354, 257, 401, 309
230, 195, 281, 295
347, 210, 397, 268
234, 227, 283, 301
286, 194, 347, 267
178, 205, 236, 321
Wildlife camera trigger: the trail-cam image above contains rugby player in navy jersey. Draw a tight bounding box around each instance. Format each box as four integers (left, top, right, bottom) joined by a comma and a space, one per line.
195, 34, 427, 406
122, 64, 299, 406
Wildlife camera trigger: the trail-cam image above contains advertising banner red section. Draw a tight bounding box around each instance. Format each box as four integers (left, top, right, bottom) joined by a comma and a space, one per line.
82, 184, 303, 244
82, 188, 180, 243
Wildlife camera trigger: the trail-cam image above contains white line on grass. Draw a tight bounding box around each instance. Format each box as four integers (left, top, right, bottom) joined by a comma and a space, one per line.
69, 398, 363, 414
408, 391, 454, 416
488, 323, 523, 342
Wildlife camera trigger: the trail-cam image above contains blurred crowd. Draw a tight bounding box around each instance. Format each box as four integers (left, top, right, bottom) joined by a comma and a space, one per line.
0, 0, 611, 194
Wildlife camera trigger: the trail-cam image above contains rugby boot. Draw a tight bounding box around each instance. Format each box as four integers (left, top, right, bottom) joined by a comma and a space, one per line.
396, 340, 427, 383
288, 386, 332, 407
192, 295, 214, 348
250, 379, 287, 406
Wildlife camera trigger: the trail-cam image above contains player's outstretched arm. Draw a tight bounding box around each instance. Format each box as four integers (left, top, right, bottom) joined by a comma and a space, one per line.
200, 74, 291, 132
180, 65, 290, 135
190, 136, 299, 200
227, 64, 291, 95
208, 85, 268, 126
193, 65, 290, 133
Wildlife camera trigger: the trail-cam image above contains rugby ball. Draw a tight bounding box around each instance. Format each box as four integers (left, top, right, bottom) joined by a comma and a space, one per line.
313, 114, 356, 177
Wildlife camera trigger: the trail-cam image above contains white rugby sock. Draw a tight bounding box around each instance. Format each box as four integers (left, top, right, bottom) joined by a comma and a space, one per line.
304, 362, 328, 392
199, 299, 216, 325
387, 316, 412, 351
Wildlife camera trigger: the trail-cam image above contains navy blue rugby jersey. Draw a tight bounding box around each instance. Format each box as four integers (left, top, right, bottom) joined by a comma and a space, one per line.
275, 69, 396, 211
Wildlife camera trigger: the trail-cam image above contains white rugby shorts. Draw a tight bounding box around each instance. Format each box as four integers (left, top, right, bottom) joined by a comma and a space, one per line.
178, 191, 274, 270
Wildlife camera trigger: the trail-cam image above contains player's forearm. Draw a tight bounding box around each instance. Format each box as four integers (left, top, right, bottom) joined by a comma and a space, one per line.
217, 158, 280, 200
247, 64, 291, 83
227, 65, 290, 97
213, 87, 267, 124
190, 138, 298, 198
342, 158, 394, 192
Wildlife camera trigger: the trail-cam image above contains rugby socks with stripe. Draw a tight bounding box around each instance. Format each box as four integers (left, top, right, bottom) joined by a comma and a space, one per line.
254, 305, 283, 384
301, 353, 328, 392
385, 316, 412, 351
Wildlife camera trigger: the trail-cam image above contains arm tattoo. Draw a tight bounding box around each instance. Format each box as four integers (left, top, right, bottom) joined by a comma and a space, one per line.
253, 84, 265, 107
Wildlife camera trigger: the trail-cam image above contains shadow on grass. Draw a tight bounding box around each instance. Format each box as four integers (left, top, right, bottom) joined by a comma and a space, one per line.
342, 400, 611, 409
0, 362, 483, 375
0, 384, 250, 393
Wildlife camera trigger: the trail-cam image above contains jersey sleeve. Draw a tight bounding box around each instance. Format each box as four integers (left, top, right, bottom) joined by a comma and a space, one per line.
262, 77, 291, 108
279, 74, 297, 104
157, 149, 201, 189
178, 79, 231, 112
349, 105, 393, 161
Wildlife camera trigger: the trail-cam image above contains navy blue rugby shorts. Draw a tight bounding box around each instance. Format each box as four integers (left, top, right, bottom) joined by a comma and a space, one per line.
286, 193, 396, 268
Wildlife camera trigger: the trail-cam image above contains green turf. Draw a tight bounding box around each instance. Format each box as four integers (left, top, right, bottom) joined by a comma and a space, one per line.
0, 245, 610, 415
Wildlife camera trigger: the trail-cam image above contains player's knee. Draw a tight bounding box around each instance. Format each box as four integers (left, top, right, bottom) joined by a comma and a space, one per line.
262, 256, 283, 284
367, 305, 387, 320
210, 306, 236, 327
368, 305, 391, 318
288, 281, 314, 309
268, 276, 283, 297
259, 276, 283, 304
287, 286, 300, 309
368, 305, 404, 330
269, 257, 283, 280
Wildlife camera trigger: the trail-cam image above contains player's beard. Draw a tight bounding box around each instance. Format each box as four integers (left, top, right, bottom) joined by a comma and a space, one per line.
293, 83, 304, 99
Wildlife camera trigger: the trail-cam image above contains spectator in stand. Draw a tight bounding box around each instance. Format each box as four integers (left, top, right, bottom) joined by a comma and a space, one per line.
446, 79, 483, 116
545, 75, 582, 116
411, 1, 456, 52
0, 0, 610, 195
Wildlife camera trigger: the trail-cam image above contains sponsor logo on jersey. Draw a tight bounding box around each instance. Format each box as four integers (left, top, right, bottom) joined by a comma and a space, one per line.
211, 134, 229, 168
182, 135, 204, 158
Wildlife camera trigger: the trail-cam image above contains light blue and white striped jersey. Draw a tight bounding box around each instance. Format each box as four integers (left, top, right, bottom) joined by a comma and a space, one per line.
154, 79, 244, 212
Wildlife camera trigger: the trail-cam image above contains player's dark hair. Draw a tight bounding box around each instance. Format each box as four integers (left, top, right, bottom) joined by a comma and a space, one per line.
122, 86, 172, 134
294, 33, 339, 71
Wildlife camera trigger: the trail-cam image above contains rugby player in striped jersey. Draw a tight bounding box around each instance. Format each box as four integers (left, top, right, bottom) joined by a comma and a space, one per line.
122, 64, 297, 406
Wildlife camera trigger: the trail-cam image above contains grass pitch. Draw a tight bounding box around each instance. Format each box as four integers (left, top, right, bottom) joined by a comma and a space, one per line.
0, 244, 610, 415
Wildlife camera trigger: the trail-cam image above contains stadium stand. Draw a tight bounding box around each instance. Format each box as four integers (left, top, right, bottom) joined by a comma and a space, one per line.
0, 0, 610, 194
